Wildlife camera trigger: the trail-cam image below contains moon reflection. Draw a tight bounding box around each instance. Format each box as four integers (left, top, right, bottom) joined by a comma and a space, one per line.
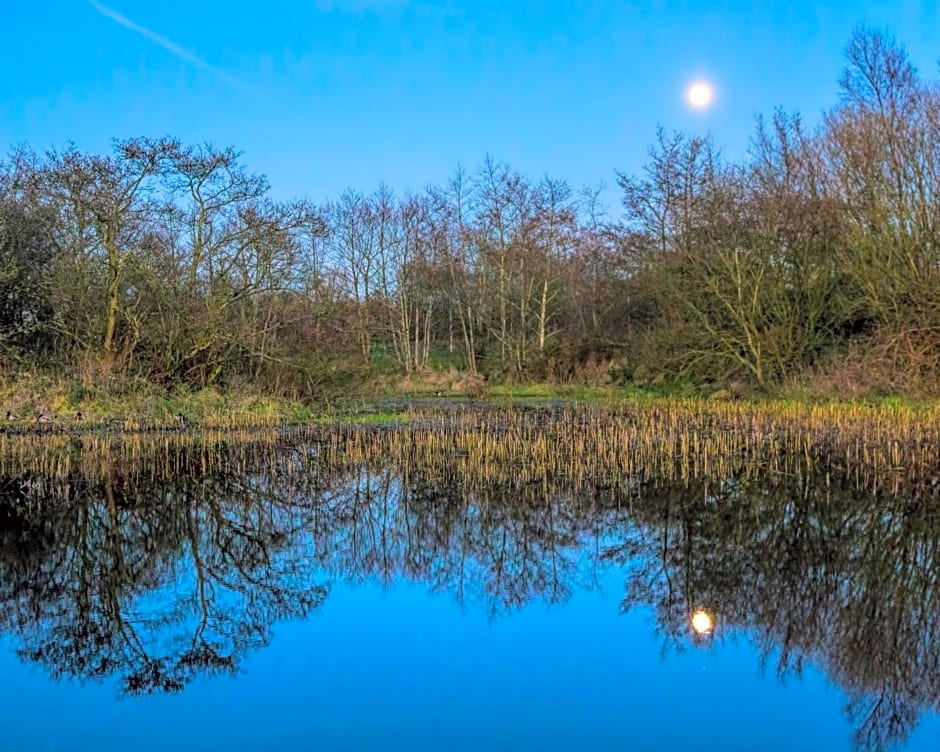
691, 609, 714, 635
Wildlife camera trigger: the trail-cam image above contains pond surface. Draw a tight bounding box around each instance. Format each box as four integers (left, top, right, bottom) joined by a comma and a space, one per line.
0, 406, 939, 751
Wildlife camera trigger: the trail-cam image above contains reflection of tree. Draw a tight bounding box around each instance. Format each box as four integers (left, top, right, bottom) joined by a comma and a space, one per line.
0, 428, 938, 751
0, 440, 328, 695
613, 469, 940, 751
307, 463, 598, 619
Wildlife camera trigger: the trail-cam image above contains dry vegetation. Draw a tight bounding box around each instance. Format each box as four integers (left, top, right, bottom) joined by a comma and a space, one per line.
4, 400, 939, 495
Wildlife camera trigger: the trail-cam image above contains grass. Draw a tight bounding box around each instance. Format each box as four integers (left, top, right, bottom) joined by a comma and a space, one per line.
0, 369, 428, 433
3, 364, 940, 436
315, 409, 412, 426
487, 383, 669, 402
0, 375, 319, 431
491, 381, 940, 410
3, 399, 939, 495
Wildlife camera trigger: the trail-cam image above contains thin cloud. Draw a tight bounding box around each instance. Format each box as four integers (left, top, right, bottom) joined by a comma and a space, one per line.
314, 0, 461, 17
87, 0, 259, 96
314, 0, 407, 12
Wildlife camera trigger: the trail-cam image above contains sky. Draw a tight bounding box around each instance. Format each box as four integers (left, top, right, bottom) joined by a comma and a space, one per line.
1, 0, 938, 206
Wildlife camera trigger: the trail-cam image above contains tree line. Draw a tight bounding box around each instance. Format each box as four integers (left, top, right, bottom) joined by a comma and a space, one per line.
1, 27, 938, 397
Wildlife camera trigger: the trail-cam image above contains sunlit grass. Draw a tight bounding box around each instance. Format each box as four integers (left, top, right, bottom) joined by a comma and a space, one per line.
316, 410, 412, 426
2, 400, 938, 499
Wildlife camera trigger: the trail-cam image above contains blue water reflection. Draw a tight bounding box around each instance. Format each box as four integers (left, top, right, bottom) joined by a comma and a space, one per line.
0, 429, 937, 751
6, 576, 938, 751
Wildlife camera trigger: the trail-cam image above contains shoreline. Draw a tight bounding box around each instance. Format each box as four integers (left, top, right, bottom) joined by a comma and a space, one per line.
0, 384, 936, 440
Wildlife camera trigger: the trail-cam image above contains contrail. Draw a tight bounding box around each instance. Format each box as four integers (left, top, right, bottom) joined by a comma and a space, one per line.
87, 0, 259, 97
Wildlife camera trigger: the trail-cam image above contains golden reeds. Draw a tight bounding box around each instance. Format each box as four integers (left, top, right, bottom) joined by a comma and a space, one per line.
0, 399, 936, 497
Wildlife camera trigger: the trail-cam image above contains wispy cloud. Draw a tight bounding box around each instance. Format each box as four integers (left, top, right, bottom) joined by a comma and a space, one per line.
314, 0, 407, 13
314, 0, 461, 17
87, 0, 259, 96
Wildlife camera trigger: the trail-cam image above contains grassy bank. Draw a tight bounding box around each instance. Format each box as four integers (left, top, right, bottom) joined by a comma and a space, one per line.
0, 374, 309, 430
2, 370, 937, 434
485, 382, 940, 411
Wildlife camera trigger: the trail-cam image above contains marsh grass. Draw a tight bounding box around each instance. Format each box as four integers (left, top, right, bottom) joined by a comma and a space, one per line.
5, 365, 938, 438
2, 399, 938, 503
0, 375, 315, 429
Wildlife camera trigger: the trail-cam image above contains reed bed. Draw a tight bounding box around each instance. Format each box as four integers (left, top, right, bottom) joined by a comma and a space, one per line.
1, 399, 938, 495
302, 400, 940, 487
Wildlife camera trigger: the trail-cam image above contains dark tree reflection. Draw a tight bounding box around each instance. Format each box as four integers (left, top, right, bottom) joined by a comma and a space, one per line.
0, 428, 937, 750
0, 438, 329, 695
611, 469, 940, 751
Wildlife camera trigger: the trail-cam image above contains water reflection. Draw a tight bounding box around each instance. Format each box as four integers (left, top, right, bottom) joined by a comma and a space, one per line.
0, 436, 328, 695
607, 470, 940, 751
0, 428, 937, 750
691, 609, 714, 636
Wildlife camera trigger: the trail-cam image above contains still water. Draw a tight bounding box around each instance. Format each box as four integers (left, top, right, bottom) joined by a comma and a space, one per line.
0, 410, 938, 751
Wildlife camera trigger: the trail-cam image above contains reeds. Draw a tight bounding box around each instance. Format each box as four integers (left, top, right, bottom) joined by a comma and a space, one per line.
1, 399, 938, 495
301, 399, 940, 489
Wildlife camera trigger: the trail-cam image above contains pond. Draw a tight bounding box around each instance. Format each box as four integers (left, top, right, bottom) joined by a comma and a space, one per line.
0, 403, 939, 751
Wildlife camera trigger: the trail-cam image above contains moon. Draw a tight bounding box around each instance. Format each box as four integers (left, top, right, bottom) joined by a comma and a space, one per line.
691, 609, 714, 634
687, 82, 714, 109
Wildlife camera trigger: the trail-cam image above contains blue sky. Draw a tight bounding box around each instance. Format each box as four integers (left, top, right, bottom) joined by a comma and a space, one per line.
2, 1, 937, 204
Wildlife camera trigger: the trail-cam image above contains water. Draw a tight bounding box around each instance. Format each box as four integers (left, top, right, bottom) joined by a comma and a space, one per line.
0, 420, 938, 751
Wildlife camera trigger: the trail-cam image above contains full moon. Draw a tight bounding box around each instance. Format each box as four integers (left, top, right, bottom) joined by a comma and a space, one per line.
687, 82, 714, 108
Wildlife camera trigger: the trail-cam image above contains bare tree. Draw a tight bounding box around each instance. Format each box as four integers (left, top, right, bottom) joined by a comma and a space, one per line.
44, 137, 176, 358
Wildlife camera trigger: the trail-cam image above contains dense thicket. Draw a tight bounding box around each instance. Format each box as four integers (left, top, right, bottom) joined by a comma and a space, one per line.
2, 28, 938, 397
